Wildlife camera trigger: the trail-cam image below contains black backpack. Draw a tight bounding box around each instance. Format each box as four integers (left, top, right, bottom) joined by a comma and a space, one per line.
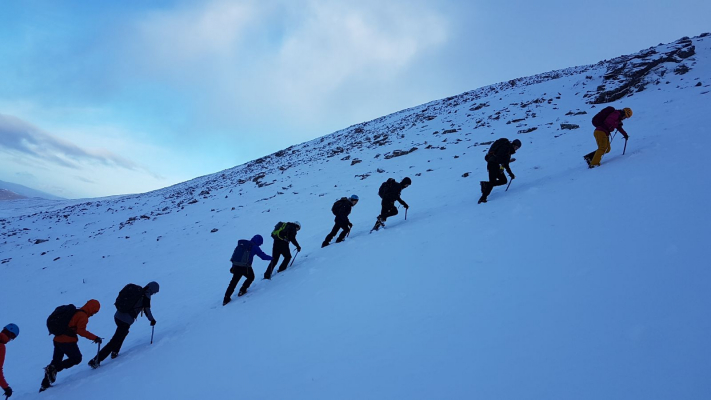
485, 138, 509, 162
230, 240, 253, 267
378, 179, 398, 199
591, 106, 615, 127
332, 198, 350, 216
115, 284, 145, 313
47, 304, 78, 336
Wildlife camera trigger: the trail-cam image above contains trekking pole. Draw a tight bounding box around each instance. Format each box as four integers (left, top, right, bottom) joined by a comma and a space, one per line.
151, 325, 155, 344
405, 208, 408, 220
289, 249, 300, 268
505, 178, 514, 192
623, 138, 628, 155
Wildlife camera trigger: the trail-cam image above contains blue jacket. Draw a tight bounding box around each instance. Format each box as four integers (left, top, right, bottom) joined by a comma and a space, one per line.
230, 235, 272, 265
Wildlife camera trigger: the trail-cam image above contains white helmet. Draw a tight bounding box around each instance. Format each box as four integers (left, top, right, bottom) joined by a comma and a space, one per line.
293, 221, 302, 230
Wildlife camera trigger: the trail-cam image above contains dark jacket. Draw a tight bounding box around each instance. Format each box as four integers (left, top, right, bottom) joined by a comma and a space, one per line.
273, 223, 301, 248
486, 139, 516, 175
115, 292, 155, 325
332, 198, 354, 221
381, 180, 406, 206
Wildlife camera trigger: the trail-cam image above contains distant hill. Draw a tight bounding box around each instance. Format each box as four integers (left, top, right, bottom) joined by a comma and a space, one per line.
0, 188, 28, 200
0, 179, 64, 200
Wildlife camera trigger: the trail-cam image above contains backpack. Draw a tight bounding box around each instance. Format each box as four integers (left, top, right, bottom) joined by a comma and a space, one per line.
332, 198, 350, 216
115, 284, 145, 314
591, 106, 615, 127
485, 138, 509, 162
272, 221, 287, 240
378, 179, 398, 199
230, 240, 253, 267
47, 304, 78, 336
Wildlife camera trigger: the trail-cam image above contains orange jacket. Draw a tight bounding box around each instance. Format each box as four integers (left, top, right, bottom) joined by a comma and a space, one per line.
54, 300, 100, 343
0, 331, 9, 389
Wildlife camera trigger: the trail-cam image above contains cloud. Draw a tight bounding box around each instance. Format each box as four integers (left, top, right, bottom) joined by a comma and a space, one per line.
0, 112, 142, 171
123, 0, 449, 129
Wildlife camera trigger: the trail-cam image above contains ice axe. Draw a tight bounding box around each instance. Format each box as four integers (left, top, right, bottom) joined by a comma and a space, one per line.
623, 138, 628, 155
289, 249, 300, 268
151, 325, 155, 344
506, 178, 514, 192
95, 341, 102, 367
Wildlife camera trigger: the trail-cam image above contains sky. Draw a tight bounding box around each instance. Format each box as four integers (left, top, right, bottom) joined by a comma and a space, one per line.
1, 0, 709, 199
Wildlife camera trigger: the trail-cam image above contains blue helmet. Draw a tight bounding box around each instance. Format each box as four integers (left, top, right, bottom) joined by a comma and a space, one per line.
3, 323, 19, 339
349, 194, 359, 201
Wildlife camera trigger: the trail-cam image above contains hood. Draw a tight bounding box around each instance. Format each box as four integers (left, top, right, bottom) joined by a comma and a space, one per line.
81, 299, 101, 316
251, 234, 264, 246
145, 281, 160, 295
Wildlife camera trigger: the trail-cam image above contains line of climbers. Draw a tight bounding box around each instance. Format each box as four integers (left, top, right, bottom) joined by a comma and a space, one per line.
222, 175, 412, 305
1, 106, 633, 397
22, 282, 161, 393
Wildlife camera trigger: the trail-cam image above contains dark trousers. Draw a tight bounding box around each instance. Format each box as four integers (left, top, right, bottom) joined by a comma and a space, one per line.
225, 264, 255, 299
96, 317, 131, 361
379, 199, 398, 222
482, 162, 507, 197
324, 216, 350, 243
42, 342, 82, 388
264, 239, 292, 278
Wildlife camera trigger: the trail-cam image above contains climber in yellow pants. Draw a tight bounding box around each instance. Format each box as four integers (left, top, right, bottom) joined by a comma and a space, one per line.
585, 107, 632, 168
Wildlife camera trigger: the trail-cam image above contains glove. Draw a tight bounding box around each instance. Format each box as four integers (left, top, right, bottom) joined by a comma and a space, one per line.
4, 386, 12, 398
296, 246, 302, 252
624, 135, 629, 140
93, 337, 103, 345
509, 173, 516, 179
150, 320, 157, 327
510, 158, 516, 163
348, 222, 353, 228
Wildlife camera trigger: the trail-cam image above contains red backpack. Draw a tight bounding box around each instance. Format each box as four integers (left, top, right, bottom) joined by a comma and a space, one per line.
591, 106, 615, 127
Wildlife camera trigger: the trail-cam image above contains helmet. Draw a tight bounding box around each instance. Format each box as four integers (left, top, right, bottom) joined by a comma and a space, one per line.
145, 281, 160, 294
3, 323, 19, 339
251, 234, 264, 246
401, 177, 412, 186
512, 139, 522, 148
349, 194, 359, 201
622, 107, 633, 118
293, 221, 301, 230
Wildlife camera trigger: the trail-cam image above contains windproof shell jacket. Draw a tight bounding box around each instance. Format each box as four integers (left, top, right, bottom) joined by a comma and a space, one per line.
54, 300, 100, 343
0, 331, 9, 389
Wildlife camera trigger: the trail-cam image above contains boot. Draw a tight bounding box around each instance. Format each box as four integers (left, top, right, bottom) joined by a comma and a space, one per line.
44, 364, 57, 384
223, 297, 231, 306
111, 351, 119, 359
238, 288, 247, 297
478, 196, 487, 204
88, 357, 99, 369
321, 241, 329, 248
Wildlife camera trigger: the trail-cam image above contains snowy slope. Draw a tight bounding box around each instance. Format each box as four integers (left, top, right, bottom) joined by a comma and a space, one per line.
1, 34, 710, 400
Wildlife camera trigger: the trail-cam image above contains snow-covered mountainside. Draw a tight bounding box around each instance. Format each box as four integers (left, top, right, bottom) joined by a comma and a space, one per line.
1, 34, 710, 400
